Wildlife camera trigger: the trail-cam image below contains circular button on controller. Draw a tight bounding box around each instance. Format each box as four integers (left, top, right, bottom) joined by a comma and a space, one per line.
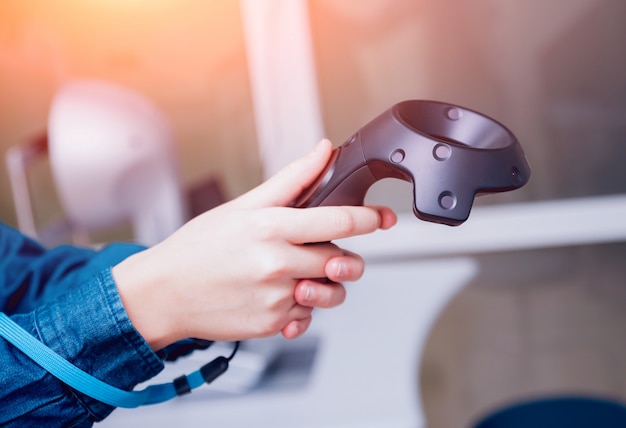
439, 191, 457, 210
433, 143, 451, 161
390, 149, 405, 163
446, 107, 463, 121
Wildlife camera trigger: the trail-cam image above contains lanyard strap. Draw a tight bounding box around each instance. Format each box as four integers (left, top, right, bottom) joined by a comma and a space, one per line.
0, 312, 234, 408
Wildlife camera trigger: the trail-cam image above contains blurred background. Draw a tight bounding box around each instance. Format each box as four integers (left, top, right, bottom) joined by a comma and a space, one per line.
1, 0, 625, 426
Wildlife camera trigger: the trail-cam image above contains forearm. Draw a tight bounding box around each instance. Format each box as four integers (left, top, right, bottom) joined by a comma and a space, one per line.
0, 269, 163, 426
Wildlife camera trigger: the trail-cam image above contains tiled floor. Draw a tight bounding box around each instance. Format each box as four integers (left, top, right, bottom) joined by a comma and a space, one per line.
419, 243, 626, 427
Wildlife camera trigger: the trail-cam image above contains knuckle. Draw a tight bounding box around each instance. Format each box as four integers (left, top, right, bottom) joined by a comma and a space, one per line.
255, 325, 276, 338
258, 253, 290, 280
266, 317, 286, 337
253, 212, 281, 241
333, 208, 357, 236
253, 314, 284, 338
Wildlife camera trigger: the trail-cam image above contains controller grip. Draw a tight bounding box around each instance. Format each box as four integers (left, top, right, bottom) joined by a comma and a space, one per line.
293, 135, 377, 208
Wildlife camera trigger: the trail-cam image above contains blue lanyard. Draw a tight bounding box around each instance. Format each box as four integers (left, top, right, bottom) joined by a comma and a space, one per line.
0, 312, 236, 408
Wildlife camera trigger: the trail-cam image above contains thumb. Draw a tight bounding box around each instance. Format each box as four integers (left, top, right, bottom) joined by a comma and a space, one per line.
237, 139, 334, 208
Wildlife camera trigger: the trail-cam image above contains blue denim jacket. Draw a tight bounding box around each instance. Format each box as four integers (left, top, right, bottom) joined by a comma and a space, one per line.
0, 223, 164, 426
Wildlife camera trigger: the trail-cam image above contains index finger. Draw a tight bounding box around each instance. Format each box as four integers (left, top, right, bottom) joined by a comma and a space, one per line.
277, 205, 394, 244
235, 140, 334, 209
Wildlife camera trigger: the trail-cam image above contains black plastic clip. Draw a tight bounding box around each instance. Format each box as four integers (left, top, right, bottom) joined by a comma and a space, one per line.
173, 375, 192, 396
200, 356, 229, 384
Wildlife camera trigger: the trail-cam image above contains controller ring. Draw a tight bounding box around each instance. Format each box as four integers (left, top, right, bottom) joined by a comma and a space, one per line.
392, 100, 517, 150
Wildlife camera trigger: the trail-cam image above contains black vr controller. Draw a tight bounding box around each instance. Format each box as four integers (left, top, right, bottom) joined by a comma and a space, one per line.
294, 100, 531, 226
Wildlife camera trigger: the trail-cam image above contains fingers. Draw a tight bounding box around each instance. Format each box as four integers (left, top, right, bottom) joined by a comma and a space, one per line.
281, 316, 312, 340
368, 205, 398, 230
294, 279, 347, 309
282, 277, 347, 339
324, 251, 365, 282
268, 247, 362, 341
281, 242, 363, 280
266, 205, 391, 244
237, 139, 334, 209
279, 301, 314, 339
283, 275, 351, 339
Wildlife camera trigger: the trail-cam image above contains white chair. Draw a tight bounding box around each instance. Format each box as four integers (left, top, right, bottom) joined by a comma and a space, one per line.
6, 79, 187, 247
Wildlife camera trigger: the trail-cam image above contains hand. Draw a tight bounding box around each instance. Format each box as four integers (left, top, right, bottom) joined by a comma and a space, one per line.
113, 140, 396, 350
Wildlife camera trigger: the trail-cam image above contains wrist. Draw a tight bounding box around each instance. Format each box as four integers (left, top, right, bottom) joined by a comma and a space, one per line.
112, 249, 179, 351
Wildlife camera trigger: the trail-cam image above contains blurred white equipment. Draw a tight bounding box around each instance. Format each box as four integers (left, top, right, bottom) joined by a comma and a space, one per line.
240, 0, 325, 179
6, 79, 186, 247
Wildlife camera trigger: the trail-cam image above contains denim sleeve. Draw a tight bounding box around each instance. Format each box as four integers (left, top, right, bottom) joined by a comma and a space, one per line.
0, 268, 164, 427
0, 222, 147, 315
0, 224, 164, 426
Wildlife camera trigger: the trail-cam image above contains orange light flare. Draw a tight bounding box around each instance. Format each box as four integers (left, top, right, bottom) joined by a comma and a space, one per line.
0, 0, 247, 88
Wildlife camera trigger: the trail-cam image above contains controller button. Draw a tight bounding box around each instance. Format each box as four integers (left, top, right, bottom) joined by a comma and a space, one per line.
433, 143, 451, 161
438, 191, 457, 210
446, 107, 463, 120
390, 149, 405, 163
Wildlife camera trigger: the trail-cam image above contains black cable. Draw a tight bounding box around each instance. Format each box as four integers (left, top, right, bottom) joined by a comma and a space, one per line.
227, 340, 240, 361
173, 341, 241, 396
